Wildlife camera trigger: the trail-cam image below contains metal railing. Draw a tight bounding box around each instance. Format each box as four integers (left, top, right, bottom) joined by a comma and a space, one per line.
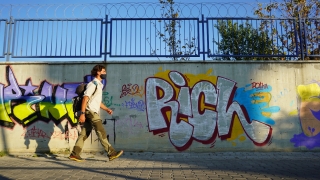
304, 18, 320, 59
12, 19, 103, 58
207, 18, 300, 60
109, 18, 200, 58
0, 2, 319, 61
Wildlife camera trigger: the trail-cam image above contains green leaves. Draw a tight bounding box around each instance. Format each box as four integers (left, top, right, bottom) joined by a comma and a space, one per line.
214, 20, 281, 60
157, 0, 197, 61
253, 0, 320, 60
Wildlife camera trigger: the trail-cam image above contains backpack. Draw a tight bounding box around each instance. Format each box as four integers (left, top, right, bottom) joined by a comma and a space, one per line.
72, 82, 97, 119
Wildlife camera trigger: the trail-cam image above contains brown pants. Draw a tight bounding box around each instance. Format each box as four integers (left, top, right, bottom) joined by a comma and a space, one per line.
71, 110, 116, 156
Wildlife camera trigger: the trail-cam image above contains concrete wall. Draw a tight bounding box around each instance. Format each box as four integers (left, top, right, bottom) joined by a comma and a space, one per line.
0, 61, 319, 153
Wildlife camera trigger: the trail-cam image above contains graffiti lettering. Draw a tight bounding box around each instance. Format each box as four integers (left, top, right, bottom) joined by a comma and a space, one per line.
122, 98, 146, 112
145, 71, 279, 151
102, 92, 121, 107
273, 88, 290, 102
51, 130, 78, 141
22, 126, 50, 139
251, 82, 268, 90
0, 66, 106, 128
120, 83, 144, 98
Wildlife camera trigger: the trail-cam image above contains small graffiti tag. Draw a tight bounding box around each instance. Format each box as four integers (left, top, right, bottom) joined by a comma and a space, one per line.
122, 98, 146, 112
120, 83, 144, 98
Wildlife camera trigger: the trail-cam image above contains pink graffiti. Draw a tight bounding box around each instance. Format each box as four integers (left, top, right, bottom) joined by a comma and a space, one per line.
251, 82, 268, 89
22, 126, 50, 139
51, 130, 78, 141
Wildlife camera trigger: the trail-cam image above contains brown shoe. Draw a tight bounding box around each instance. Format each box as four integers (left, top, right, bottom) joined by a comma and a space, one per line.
109, 150, 123, 161
69, 154, 84, 162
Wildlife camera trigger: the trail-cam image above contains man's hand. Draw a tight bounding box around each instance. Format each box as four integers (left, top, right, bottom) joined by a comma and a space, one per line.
79, 114, 85, 123
101, 103, 113, 115
106, 108, 113, 115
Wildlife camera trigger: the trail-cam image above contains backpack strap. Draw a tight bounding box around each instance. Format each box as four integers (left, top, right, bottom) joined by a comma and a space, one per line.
91, 81, 98, 97
87, 80, 99, 100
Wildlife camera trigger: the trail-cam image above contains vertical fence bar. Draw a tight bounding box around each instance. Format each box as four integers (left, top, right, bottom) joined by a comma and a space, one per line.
45, 21, 49, 56
75, 21, 78, 56
206, 17, 210, 58
79, 21, 82, 56
56, 21, 59, 56
303, 18, 308, 57
130, 20, 132, 56
21, 21, 26, 56
109, 18, 113, 58
30, 21, 34, 56
120, 20, 122, 55
26, 20, 30, 56
104, 15, 108, 62
36, 21, 40, 56
202, 14, 205, 61
84, 21, 87, 56
11, 19, 18, 57
2, 20, 8, 58
95, 21, 97, 57
280, 21, 284, 56
154, 20, 156, 56
70, 21, 73, 56
293, 19, 299, 59
6, 17, 13, 62
140, 20, 142, 56
50, 21, 54, 56
90, 21, 92, 56
298, 15, 304, 60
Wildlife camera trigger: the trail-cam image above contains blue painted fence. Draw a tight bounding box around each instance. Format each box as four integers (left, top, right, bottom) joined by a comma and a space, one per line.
1, 16, 319, 61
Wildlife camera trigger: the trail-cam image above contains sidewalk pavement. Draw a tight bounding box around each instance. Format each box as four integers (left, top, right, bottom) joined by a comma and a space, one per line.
0, 152, 319, 180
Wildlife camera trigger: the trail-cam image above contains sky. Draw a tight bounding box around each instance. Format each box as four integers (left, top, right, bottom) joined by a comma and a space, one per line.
0, 0, 284, 62
2, 0, 276, 4
0, 0, 280, 20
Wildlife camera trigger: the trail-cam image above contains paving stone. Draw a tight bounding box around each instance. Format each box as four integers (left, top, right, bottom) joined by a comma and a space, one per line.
0, 152, 319, 180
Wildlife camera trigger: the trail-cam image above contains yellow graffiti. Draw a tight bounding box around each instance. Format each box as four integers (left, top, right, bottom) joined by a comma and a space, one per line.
0, 102, 12, 123
39, 102, 68, 120
297, 83, 320, 101
5, 102, 12, 115
65, 104, 77, 124
297, 83, 320, 136
23, 116, 37, 125
227, 114, 246, 144
13, 102, 35, 121
252, 92, 272, 117
12, 96, 44, 125
289, 109, 298, 116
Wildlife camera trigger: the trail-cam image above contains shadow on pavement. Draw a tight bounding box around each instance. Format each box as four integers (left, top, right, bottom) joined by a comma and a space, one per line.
0, 152, 319, 180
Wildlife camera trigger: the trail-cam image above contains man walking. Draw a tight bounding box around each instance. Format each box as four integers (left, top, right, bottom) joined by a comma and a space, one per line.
69, 64, 123, 161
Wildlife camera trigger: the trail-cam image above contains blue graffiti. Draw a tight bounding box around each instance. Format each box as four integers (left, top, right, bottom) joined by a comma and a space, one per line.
290, 133, 320, 150
122, 98, 146, 112
233, 84, 280, 125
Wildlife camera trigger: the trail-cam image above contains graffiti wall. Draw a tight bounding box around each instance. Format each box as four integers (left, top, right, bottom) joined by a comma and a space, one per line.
0, 62, 318, 153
